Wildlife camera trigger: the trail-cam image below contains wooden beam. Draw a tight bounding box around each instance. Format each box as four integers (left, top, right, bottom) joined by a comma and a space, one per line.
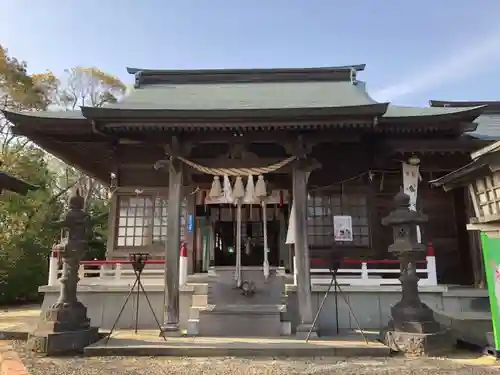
113, 131, 361, 148
467, 223, 500, 238
471, 140, 500, 160
184, 131, 361, 144
383, 139, 480, 153
27, 135, 113, 143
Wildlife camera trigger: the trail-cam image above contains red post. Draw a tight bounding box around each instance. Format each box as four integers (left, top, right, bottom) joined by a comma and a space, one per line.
426, 241, 435, 257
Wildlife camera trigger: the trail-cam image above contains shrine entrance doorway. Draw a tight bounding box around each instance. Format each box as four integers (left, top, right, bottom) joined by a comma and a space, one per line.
213, 212, 281, 267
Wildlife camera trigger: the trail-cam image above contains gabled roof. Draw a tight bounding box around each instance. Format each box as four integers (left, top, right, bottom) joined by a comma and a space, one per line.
430, 100, 500, 140
126, 65, 367, 86
4, 66, 486, 123
80, 65, 389, 119
430, 140, 500, 190
0, 65, 489, 182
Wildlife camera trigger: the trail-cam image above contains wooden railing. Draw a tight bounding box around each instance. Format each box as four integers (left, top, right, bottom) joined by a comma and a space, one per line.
294, 243, 438, 286
47, 245, 189, 286
47, 244, 438, 287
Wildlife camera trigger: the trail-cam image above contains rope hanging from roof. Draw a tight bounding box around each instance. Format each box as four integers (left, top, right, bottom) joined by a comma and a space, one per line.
176, 154, 296, 284
177, 155, 296, 200
176, 155, 296, 177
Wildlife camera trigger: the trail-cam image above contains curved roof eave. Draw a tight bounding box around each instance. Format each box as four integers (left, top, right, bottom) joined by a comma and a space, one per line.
0, 172, 38, 195
381, 105, 486, 121
430, 100, 500, 108
126, 65, 367, 76
1, 109, 86, 123
430, 160, 489, 191
80, 103, 390, 120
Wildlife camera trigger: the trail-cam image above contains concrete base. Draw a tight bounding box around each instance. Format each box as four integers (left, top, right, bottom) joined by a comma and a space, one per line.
285, 285, 485, 335
484, 333, 500, 359
37, 283, 485, 335
434, 308, 493, 349
295, 323, 318, 339
379, 327, 452, 356
485, 332, 496, 349
26, 327, 100, 356
84, 331, 390, 357
39, 284, 196, 331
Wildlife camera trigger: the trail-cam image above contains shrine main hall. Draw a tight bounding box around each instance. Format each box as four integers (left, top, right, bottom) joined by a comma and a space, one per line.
2, 64, 489, 337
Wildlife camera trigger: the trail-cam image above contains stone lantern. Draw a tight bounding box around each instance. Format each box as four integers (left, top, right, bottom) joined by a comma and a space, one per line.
26, 190, 99, 355
379, 188, 450, 356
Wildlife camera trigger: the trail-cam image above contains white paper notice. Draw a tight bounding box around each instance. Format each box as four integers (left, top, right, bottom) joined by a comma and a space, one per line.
334, 215, 353, 242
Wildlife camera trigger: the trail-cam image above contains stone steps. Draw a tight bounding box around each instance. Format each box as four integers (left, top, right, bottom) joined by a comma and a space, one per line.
184, 268, 292, 337
188, 304, 291, 337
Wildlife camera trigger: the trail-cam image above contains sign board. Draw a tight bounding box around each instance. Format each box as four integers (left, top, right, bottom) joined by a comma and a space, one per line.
333, 215, 353, 242
187, 215, 194, 233
480, 233, 500, 352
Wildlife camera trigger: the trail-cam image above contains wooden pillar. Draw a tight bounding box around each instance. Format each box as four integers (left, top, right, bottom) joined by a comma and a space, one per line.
466, 190, 486, 287
292, 160, 317, 338
161, 157, 183, 334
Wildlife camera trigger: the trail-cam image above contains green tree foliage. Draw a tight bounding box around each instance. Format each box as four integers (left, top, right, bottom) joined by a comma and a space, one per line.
0, 145, 63, 305
0, 45, 120, 304
83, 197, 109, 261
1, 45, 58, 151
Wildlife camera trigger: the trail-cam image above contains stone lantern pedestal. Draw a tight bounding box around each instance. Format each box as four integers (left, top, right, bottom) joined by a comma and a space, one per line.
26, 190, 99, 355
379, 189, 451, 356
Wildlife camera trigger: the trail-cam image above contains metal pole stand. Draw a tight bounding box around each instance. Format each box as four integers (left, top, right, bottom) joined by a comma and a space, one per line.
306, 258, 369, 344
104, 252, 166, 344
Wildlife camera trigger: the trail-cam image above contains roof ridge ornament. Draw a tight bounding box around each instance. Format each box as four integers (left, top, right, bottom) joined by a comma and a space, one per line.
350, 68, 357, 85
134, 70, 144, 88
125, 65, 366, 86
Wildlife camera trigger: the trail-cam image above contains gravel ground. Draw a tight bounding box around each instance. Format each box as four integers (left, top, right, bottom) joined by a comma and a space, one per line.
10, 341, 500, 375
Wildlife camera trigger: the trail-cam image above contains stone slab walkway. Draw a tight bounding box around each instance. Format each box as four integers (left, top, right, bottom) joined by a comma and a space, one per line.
0, 306, 39, 375
1, 305, 500, 374
0, 306, 39, 340
85, 330, 391, 357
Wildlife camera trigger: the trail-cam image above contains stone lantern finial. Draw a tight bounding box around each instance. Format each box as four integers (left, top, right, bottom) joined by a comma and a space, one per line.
395, 187, 410, 207
69, 188, 85, 210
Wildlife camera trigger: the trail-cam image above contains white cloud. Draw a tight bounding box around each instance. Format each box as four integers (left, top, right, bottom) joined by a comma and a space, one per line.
371, 29, 500, 102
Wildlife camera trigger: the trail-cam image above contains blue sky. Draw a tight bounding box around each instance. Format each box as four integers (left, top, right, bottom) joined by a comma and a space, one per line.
2, 0, 500, 106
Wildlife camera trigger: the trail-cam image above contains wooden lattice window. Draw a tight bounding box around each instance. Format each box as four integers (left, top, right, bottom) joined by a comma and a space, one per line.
472, 173, 500, 218
307, 193, 370, 247
116, 195, 186, 248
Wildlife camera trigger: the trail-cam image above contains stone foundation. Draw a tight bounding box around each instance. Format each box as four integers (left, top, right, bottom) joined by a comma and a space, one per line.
27, 327, 99, 356
379, 324, 452, 356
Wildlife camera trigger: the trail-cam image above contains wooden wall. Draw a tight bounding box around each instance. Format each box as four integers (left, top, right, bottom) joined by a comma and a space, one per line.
110, 137, 475, 285
322, 170, 474, 285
